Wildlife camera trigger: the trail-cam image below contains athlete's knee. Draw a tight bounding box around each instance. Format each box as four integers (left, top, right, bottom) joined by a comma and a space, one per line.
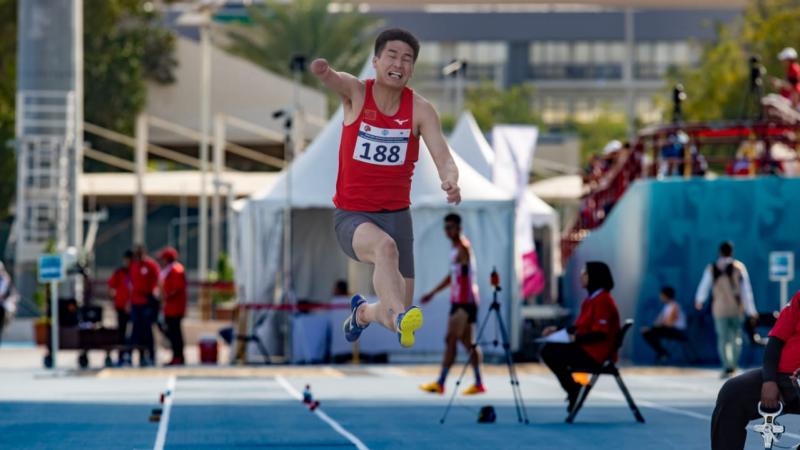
716, 375, 744, 406
460, 338, 475, 349
445, 332, 459, 346
374, 236, 399, 261
539, 344, 556, 364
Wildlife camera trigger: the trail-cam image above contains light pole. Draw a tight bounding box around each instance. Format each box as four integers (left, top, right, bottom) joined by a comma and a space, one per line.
212, 113, 224, 271
271, 54, 306, 361
177, 5, 216, 281
282, 54, 306, 304
443, 59, 467, 116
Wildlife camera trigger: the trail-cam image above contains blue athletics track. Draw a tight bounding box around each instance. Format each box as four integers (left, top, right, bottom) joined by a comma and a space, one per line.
0, 347, 796, 449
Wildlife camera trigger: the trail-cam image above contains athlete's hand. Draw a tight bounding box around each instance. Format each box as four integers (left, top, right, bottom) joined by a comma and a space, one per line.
761, 381, 782, 411
695, 301, 703, 311
310, 58, 329, 77
541, 326, 557, 337
442, 180, 461, 205
420, 293, 434, 304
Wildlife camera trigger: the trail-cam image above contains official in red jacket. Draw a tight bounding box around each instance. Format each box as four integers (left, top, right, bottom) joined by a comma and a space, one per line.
129, 245, 160, 366
107, 250, 133, 365
159, 247, 187, 366
540, 261, 621, 412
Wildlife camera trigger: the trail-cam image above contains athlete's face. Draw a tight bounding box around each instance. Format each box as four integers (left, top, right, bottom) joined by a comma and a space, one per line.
373, 40, 415, 88
580, 269, 589, 289
444, 221, 460, 240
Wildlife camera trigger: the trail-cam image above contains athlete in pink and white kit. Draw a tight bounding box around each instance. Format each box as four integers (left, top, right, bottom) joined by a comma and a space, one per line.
419, 213, 485, 395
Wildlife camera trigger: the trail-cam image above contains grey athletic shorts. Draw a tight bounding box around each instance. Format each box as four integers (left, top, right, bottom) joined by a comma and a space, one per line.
333, 208, 414, 278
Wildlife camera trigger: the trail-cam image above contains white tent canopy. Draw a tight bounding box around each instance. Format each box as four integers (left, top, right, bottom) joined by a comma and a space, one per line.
530, 175, 584, 203
449, 112, 494, 180
234, 80, 518, 359
449, 111, 558, 229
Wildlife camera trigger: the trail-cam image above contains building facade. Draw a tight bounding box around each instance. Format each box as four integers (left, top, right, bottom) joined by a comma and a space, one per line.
376, 7, 741, 124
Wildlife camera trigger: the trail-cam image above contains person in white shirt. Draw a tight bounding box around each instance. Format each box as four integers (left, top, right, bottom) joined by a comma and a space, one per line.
641, 286, 687, 363
0, 261, 17, 346
695, 241, 758, 378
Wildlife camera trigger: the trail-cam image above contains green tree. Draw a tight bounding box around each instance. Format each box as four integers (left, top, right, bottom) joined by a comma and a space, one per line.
668, 0, 800, 121
83, 0, 176, 166
568, 114, 629, 164
0, 1, 176, 214
465, 82, 541, 132
439, 114, 456, 134
0, 0, 17, 220
225, 0, 380, 88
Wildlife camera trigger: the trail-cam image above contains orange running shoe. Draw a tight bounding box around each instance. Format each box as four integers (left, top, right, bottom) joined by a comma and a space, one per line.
462, 384, 486, 395
419, 381, 444, 394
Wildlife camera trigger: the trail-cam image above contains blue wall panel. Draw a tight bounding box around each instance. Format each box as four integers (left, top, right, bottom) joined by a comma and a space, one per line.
566, 177, 800, 364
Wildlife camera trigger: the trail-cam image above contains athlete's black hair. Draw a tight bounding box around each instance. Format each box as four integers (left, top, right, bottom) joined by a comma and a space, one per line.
444, 213, 461, 226
374, 28, 420, 62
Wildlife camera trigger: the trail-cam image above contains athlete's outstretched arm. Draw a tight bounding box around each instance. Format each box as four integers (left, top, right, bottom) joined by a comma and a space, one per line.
421, 275, 450, 304
418, 99, 461, 205
310, 58, 361, 101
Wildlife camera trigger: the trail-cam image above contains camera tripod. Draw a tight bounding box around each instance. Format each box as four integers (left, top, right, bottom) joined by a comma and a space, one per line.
440, 268, 529, 424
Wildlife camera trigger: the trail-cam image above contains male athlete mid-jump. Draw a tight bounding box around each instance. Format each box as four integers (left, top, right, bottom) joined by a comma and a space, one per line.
311, 28, 461, 347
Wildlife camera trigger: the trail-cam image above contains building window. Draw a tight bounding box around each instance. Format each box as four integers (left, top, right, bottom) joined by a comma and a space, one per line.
529, 40, 624, 80
573, 41, 591, 64
540, 95, 570, 123
635, 40, 701, 79
417, 41, 443, 65
412, 41, 507, 82
637, 96, 662, 123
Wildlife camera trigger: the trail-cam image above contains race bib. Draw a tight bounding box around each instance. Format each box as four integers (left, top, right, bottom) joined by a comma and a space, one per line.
353, 123, 409, 166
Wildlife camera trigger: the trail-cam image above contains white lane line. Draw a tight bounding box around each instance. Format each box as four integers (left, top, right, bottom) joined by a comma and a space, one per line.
637, 397, 800, 440
153, 376, 177, 450
530, 376, 800, 442
275, 376, 369, 450
627, 376, 800, 439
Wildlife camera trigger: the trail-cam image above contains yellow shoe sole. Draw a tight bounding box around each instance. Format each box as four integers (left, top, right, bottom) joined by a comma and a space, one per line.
398, 307, 423, 348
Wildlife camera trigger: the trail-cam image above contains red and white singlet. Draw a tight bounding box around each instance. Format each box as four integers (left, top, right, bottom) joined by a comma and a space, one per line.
450, 237, 479, 305
333, 79, 420, 211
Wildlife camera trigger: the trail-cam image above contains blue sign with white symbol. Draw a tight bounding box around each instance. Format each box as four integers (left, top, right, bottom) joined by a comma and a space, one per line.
770, 252, 794, 282
38, 254, 64, 283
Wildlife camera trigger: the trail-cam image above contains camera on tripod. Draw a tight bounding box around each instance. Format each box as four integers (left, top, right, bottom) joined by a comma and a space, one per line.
440, 267, 529, 425
490, 267, 501, 290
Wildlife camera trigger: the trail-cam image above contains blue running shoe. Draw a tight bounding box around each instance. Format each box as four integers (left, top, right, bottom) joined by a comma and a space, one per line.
396, 306, 423, 348
343, 294, 368, 342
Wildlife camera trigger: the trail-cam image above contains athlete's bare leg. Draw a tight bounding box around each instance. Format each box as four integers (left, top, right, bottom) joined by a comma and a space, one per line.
442, 310, 469, 372
351, 222, 408, 331
404, 278, 414, 310
461, 323, 482, 382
